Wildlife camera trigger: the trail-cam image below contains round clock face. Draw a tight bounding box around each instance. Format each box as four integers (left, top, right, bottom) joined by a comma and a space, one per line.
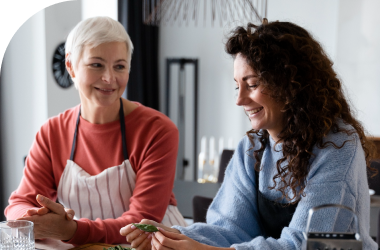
52, 42, 74, 88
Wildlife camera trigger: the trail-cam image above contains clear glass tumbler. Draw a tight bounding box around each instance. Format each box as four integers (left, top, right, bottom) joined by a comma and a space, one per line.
0, 220, 34, 250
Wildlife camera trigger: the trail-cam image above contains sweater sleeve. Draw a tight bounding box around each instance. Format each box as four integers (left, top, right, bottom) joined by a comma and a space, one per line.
67, 119, 179, 245
173, 137, 262, 246
5, 121, 58, 219
174, 133, 376, 250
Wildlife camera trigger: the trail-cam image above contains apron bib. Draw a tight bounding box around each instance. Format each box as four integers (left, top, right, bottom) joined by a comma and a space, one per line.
256, 169, 299, 239
57, 99, 187, 227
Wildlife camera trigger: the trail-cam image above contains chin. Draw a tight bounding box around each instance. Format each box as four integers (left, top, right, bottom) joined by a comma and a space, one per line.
95, 98, 119, 107
250, 123, 262, 131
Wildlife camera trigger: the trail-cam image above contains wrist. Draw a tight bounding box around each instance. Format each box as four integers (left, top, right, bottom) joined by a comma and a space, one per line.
64, 220, 77, 241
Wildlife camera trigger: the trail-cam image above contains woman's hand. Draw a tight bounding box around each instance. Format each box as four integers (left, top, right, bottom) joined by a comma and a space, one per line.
152, 227, 206, 250
120, 219, 180, 250
152, 227, 236, 250
22, 204, 75, 221
17, 194, 77, 240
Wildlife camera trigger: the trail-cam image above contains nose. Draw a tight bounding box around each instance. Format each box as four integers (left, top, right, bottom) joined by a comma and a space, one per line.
235, 86, 249, 106
102, 67, 116, 84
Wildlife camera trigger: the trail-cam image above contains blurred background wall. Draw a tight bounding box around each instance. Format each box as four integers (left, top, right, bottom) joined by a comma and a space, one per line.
0, 0, 379, 222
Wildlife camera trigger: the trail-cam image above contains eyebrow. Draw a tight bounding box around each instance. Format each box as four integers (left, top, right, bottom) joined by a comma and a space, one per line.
234, 74, 258, 82
89, 57, 127, 63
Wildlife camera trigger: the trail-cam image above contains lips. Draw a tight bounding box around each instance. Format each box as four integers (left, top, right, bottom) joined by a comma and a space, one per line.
95, 87, 114, 92
246, 107, 263, 116
95, 87, 116, 95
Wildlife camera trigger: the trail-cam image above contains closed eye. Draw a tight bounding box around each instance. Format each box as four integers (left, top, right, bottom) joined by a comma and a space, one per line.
235, 84, 258, 90
115, 64, 126, 70
90, 63, 102, 68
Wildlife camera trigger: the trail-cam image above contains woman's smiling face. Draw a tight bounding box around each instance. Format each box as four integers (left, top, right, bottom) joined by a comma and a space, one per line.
68, 41, 129, 109
234, 53, 285, 141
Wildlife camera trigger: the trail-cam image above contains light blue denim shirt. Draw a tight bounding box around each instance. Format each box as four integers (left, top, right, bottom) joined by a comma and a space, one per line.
174, 124, 378, 250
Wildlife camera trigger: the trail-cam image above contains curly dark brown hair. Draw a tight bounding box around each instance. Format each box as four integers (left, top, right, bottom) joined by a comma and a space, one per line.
225, 20, 377, 202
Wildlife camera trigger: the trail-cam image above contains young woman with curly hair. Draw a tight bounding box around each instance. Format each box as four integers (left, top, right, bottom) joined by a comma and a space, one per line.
121, 19, 378, 250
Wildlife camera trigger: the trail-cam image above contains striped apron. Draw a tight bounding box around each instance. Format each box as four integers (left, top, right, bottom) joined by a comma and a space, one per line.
57, 99, 187, 227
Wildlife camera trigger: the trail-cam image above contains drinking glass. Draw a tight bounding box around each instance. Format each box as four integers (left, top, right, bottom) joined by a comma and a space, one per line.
0, 220, 34, 250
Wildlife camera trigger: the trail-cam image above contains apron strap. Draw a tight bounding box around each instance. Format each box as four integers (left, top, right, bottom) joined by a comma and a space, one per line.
119, 98, 129, 160
70, 99, 129, 161
70, 107, 81, 161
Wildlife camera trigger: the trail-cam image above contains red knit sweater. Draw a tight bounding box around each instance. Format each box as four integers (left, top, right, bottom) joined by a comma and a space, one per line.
5, 102, 179, 245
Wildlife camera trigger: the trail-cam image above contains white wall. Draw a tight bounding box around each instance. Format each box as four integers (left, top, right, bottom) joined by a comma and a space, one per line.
1, 10, 48, 208
335, 0, 380, 137
45, 1, 82, 118
159, 0, 341, 181
160, 19, 248, 181
82, 0, 118, 20
267, 0, 340, 61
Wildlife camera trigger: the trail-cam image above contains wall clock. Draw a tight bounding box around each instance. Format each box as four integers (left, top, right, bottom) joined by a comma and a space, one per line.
52, 42, 74, 88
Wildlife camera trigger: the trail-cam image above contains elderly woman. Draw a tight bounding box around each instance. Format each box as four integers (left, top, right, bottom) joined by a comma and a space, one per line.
5, 16, 186, 245
123, 19, 378, 250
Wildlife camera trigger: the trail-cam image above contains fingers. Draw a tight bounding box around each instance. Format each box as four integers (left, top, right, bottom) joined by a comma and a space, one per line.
36, 207, 50, 215
153, 228, 187, 249
126, 225, 143, 243
138, 235, 153, 250
140, 219, 160, 227
121, 223, 154, 249
17, 215, 34, 221
36, 195, 74, 221
139, 219, 176, 234
120, 220, 177, 250
122, 224, 139, 240
64, 208, 75, 220
25, 208, 39, 217
120, 224, 136, 236
151, 233, 171, 250
36, 195, 65, 215
19, 211, 78, 241
130, 232, 150, 248
157, 227, 182, 240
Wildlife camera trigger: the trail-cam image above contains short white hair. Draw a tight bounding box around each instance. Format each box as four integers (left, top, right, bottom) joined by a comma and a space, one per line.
65, 16, 133, 71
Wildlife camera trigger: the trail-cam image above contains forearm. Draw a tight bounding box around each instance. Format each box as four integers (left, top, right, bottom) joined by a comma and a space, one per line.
6, 127, 60, 220
206, 246, 235, 250
67, 207, 163, 245
6, 190, 58, 220
5, 204, 34, 220
174, 223, 245, 247
67, 217, 130, 245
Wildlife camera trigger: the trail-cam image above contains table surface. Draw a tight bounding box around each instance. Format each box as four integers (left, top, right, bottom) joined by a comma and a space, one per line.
33, 195, 380, 248
35, 239, 73, 250
35, 239, 131, 250
372, 195, 380, 207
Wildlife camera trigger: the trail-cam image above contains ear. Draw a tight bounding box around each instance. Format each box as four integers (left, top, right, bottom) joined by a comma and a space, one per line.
65, 53, 75, 78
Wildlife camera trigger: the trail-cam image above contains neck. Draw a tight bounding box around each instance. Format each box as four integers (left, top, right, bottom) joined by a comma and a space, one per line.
80, 99, 121, 124
267, 129, 281, 143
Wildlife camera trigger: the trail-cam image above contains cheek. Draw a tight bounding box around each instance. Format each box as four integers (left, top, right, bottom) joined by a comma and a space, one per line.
80, 71, 99, 85
119, 75, 129, 86
270, 103, 283, 120
253, 92, 268, 106
259, 95, 280, 117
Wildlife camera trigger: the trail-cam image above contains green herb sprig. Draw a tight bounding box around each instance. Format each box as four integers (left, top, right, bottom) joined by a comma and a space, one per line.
132, 223, 159, 232
103, 245, 135, 250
